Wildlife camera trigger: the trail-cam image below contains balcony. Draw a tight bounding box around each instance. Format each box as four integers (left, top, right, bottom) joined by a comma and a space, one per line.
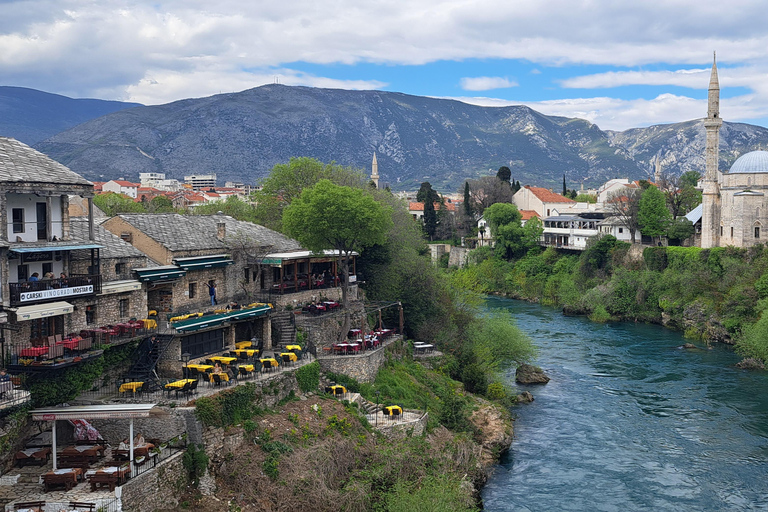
9, 274, 102, 306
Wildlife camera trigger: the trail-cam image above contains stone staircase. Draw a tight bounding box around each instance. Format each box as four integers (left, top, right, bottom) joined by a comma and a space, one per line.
271, 311, 295, 352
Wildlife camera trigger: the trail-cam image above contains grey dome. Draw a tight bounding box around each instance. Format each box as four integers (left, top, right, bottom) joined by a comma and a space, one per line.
730, 150, 768, 173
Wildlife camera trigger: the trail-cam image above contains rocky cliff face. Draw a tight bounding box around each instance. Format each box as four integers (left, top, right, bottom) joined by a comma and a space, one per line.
23, 84, 768, 190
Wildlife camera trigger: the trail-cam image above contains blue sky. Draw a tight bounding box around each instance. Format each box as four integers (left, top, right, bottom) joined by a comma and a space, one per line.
3, 0, 768, 131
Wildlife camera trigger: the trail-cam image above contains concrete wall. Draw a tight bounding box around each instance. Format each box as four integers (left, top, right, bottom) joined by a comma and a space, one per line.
448, 246, 469, 267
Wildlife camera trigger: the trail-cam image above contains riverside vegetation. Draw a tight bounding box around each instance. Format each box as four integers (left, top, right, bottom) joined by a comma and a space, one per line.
457, 233, 768, 367
158, 158, 539, 511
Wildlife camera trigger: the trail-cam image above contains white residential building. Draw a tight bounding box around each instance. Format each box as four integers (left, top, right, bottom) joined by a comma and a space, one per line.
102, 180, 139, 199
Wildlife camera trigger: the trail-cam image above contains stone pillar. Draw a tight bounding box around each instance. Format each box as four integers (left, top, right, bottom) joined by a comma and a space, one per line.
61, 195, 70, 240
87, 197, 95, 241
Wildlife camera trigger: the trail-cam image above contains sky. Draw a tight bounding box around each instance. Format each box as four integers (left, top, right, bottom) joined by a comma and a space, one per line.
3, 0, 768, 131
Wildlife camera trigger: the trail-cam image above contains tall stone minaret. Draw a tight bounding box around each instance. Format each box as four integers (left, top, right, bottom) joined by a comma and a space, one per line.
701, 53, 722, 249
371, 152, 380, 188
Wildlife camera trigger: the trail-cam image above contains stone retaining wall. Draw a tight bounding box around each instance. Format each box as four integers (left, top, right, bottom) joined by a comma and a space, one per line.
376, 412, 429, 439
91, 410, 188, 446
121, 451, 185, 512
317, 337, 401, 383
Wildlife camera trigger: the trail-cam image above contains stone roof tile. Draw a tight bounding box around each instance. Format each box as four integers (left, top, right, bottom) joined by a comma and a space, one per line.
0, 137, 92, 186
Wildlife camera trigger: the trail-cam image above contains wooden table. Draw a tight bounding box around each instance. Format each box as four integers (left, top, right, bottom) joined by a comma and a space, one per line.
14, 447, 51, 467
232, 349, 258, 357
235, 340, 252, 349
86, 465, 130, 491
165, 379, 195, 389
43, 468, 82, 492
285, 345, 302, 351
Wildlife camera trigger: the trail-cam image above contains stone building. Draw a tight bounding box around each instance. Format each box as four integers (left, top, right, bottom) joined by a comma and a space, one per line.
0, 137, 103, 352
700, 55, 768, 248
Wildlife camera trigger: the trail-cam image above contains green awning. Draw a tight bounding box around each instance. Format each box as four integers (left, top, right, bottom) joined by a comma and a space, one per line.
134, 266, 187, 282
226, 304, 272, 321
173, 304, 273, 333
174, 254, 234, 271
174, 313, 229, 333
11, 244, 103, 253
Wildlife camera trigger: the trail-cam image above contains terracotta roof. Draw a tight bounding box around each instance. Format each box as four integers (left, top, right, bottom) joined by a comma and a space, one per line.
110, 180, 139, 187
525, 186, 576, 203
520, 210, 540, 221
408, 202, 456, 211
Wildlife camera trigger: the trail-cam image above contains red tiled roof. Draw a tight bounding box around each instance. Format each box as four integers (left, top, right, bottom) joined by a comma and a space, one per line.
525, 186, 576, 203
111, 180, 139, 187
520, 210, 540, 221
408, 202, 456, 211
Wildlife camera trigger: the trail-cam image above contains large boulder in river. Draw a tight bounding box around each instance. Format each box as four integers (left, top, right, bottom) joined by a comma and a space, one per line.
516, 391, 534, 403
736, 358, 765, 370
516, 364, 550, 384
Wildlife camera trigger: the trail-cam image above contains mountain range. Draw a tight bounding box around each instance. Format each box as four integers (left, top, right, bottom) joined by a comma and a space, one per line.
4, 84, 768, 191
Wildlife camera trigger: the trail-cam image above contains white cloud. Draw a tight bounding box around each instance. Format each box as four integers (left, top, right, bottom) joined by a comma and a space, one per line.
459, 76, 517, 91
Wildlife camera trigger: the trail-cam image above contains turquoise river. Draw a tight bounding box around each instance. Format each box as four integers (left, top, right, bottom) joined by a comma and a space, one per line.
481, 296, 768, 511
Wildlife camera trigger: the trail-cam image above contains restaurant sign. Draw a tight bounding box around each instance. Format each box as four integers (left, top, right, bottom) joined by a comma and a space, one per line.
20, 285, 93, 302
261, 257, 283, 266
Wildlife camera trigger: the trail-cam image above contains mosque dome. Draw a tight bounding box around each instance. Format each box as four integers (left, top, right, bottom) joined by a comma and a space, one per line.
729, 150, 768, 173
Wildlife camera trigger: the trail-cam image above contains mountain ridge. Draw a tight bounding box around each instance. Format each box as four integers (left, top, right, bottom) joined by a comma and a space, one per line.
6, 84, 768, 191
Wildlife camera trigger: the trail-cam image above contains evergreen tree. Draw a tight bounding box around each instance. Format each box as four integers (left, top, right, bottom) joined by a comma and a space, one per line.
423, 199, 437, 240
463, 182, 473, 217
497, 166, 512, 183
562, 175, 567, 196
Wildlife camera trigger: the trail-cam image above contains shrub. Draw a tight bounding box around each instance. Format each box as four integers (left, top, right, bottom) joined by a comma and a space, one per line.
182, 444, 209, 487
295, 361, 320, 393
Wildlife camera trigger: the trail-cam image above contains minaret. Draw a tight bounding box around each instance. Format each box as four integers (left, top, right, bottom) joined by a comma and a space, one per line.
701, 53, 722, 249
654, 155, 663, 186
371, 152, 380, 188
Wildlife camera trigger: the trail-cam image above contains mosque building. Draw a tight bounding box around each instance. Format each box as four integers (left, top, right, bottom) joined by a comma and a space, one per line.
701, 55, 768, 248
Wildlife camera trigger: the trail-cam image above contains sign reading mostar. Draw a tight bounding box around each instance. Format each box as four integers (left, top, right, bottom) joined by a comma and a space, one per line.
20, 285, 94, 302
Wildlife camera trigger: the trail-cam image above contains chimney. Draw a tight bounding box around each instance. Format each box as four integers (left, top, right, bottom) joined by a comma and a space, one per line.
217, 221, 226, 241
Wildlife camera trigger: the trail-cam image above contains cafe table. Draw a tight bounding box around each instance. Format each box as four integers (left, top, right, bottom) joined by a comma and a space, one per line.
208, 372, 230, 383
20, 346, 48, 358
327, 385, 346, 395
285, 344, 302, 351
259, 358, 279, 370
164, 379, 196, 395
209, 356, 237, 365
235, 340, 252, 349
384, 405, 403, 416
232, 348, 258, 357
57, 337, 82, 351
280, 352, 298, 362
240, 364, 255, 372
141, 318, 157, 329
119, 381, 144, 394
187, 364, 213, 372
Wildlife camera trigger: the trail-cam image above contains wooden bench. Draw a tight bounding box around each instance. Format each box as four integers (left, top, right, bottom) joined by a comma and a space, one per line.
14, 501, 45, 511
68, 502, 96, 511
58, 454, 91, 469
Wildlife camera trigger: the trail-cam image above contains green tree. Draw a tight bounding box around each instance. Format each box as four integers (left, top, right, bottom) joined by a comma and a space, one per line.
194, 195, 257, 222
423, 199, 437, 240
484, 202, 540, 260
253, 157, 365, 230
148, 195, 175, 213
497, 166, 511, 183
463, 182, 472, 217
416, 182, 440, 204
666, 217, 695, 245
283, 180, 393, 335
93, 192, 146, 216
638, 186, 672, 244
562, 174, 567, 196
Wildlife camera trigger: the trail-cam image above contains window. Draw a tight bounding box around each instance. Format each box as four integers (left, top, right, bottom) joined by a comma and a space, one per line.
120, 232, 132, 243
115, 263, 126, 276
17, 265, 28, 281
618, 228, 623, 234
244, 268, 250, 282
189, 282, 197, 299
12, 208, 24, 233
85, 305, 96, 325
756, 226, 761, 239
119, 299, 129, 317
731, 227, 734, 238
42, 262, 52, 276
720, 226, 724, 236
